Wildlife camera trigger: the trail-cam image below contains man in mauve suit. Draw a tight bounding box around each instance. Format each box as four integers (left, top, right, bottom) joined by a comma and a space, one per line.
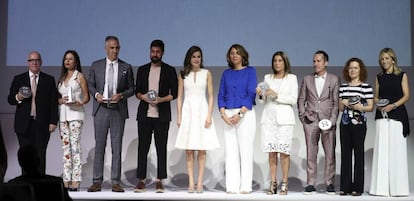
297, 50, 339, 195
133, 39, 178, 193
7, 51, 58, 174
87, 36, 135, 193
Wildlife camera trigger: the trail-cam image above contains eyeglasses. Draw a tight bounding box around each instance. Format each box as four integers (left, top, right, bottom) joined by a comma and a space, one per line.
27, 59, 41, 63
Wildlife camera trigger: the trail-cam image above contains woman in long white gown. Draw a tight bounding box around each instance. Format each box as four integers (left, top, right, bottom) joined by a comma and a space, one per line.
175, 46, 219, 193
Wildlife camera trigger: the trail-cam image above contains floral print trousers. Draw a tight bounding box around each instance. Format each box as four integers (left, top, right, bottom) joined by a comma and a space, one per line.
59, 120, 83, 182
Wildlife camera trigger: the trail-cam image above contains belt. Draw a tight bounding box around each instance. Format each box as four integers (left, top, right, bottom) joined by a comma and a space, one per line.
100, 103, 118, 109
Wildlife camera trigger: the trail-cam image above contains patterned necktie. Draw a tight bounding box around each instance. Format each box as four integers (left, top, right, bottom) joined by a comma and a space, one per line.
108, 62, 114, 98
30, 74, 37, 118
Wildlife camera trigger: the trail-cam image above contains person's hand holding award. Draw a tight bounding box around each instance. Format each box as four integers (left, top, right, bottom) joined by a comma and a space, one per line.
19, 86, 32, 99
147, 90, 158, 101
349, 95, 361, 105
377, 98, 390, 118
65, 86, 75, 104
257, 82, 269, 99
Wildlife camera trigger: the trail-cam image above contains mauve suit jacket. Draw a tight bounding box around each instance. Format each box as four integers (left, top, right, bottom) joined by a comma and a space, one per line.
7, 71, 58, 134
135, 62, 178, 122
88, 58, 135, 119
297, 72, 339, 125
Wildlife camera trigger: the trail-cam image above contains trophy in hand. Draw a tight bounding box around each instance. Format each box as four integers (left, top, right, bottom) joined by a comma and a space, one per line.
376, 98, 389, 107
147, 90, 158, 101
19, 86, 32, 98
349, 95, 361, 105
257, 82, 269, 99
66, 86, 74, 104
376, 98, 390, 118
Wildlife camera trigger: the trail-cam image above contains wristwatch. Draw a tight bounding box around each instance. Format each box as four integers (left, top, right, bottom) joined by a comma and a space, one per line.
238, 111, 245, 118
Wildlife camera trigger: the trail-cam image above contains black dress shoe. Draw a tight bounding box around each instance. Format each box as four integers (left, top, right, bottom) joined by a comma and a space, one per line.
352, 191, 362, 196
326, 184, 335, 194
304, 185, 316, 194
339, 191, 349, 196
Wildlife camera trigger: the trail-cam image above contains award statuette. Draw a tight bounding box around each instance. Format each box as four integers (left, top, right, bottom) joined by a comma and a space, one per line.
318, 119, 332, 131
376, 98, 389, 107
66, 86, 74, 103
376, 98, 390, 118
349, 95, 361, 105
257, 81, 269, 99
19, 86, 32, 98
147, 90, 158, 101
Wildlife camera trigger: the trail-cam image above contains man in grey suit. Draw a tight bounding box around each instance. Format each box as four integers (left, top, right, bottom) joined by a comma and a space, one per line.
87, 36, 135, 192
298, 50, 339, 195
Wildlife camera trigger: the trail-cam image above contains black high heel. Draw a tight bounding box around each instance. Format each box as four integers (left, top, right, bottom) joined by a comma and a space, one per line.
68, 188, 78, 192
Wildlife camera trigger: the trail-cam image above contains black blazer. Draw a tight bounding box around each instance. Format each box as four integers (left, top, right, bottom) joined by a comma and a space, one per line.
7, 71, 58, 134
135, 62, 178, 122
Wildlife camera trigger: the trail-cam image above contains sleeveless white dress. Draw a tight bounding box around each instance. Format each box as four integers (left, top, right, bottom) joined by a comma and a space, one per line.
175, 69, 220, 150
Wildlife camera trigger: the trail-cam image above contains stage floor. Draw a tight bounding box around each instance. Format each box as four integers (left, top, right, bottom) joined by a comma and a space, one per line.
70, 188, 414, 201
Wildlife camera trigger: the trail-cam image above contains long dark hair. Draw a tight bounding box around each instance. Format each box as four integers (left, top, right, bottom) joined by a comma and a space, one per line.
58, 50, 82, 84
180, 46, 203, 79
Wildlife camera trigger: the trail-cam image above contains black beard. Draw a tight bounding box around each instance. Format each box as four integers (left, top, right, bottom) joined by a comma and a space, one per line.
151, 57, 162, 64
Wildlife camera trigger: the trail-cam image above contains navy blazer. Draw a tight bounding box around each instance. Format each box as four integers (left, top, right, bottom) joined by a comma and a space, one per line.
135, 62, 178, 122
7, 71, 59, 134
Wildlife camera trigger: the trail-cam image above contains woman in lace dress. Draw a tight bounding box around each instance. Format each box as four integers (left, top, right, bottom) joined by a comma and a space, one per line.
256, 51, 298, 195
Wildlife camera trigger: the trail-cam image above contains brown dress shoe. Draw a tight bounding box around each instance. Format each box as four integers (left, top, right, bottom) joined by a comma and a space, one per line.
155, 181, 164, 193
112, 184, 125, 192
87, 183, 102, 192
134, 180, 146, 193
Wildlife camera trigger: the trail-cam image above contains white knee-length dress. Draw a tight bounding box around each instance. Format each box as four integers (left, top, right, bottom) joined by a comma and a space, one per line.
175, 69, 220, 150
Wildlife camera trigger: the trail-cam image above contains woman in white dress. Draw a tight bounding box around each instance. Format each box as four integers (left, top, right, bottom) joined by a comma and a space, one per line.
256, 51, 298, 195
57, 50, 90, 191
175, 46, 219, 193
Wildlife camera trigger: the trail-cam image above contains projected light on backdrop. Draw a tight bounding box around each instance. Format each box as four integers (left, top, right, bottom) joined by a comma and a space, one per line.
7, 0, 411, 67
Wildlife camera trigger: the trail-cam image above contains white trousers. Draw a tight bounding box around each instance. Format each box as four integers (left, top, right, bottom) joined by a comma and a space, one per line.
223, 108, 256, 193
369, 119, 409, 196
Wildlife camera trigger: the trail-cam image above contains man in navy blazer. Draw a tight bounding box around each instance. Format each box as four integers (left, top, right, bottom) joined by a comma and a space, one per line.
134, 40, 178, 193
298, 50, 339, 195
7, 51, 58, 174
87, 36, 135, 193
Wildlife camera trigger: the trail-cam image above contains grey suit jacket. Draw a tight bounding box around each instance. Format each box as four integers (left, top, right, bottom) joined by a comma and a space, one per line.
88, 58, 135, 119
297, 72, 339, 125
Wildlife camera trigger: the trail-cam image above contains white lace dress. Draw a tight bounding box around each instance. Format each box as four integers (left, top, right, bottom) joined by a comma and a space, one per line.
259, 74, 297, 154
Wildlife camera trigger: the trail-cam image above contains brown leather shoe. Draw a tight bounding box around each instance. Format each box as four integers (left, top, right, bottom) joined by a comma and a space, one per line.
133, 180, 146, 193
155, 181, 164, 193
112, 184, 125, 192
87, 183, 101, 192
